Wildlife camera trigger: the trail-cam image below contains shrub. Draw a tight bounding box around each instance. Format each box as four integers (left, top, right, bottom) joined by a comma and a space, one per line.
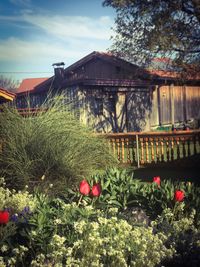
155, 204, 200, 267
0, 95, 116, 192
68, 215, 174, 267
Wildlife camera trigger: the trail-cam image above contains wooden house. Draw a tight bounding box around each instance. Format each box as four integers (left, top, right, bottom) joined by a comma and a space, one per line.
16, 51, 200, 132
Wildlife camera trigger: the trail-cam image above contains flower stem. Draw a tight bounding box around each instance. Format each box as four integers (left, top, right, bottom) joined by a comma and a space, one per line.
77, 195, 83, 206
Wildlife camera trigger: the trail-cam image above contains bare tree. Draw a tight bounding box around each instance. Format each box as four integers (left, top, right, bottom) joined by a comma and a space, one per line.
0, 75, 19, 92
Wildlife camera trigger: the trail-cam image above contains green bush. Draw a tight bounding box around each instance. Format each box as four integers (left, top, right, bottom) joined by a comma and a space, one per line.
154, 204, 200, 267
0, 96, 116, 192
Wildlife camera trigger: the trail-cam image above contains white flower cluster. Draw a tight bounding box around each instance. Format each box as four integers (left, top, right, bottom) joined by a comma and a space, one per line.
6, 190, 36, 213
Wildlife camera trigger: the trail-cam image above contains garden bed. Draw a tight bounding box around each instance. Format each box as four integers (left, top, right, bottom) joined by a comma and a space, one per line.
1, 169, 200, 267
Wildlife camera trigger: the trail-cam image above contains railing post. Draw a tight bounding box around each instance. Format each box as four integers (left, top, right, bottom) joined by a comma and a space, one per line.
136, 134, 140, 168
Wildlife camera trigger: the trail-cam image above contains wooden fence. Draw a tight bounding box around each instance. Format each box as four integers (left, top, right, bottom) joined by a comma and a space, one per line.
104, 130, 200, 167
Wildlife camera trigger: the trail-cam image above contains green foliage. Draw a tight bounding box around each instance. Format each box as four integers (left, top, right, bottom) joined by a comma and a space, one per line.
0, 190, 174, 267
87, 169, 200, 222
61, 167, 143, 210
103, 0, 200, 72
0, 178, 36, 215
1, 181, 200, 267
68, 215, 173, 267
91, 167, 141, 209
90, 168, 175, 214
137, 180, 200, 220
154, 205, 200, 267
0, 95, 116, 192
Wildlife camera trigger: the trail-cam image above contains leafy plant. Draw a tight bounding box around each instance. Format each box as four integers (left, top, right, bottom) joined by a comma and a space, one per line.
155, 205, 200, 267
143, 180, 200, 220
1, 180, 200, 267
88, 169, 200, 222
91, 167, 138, 209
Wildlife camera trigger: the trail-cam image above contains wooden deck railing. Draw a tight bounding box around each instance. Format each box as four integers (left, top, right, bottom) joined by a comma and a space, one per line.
104, 130, 200, 167
17, 108, 48, 116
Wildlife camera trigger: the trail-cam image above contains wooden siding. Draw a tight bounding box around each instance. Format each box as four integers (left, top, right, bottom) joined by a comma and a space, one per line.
126, 90, 151, 132
154, 85, 200, 128
173, 86, 184, 122
186, 86, 200, 120
65, 58, 139, 82
15, 83, 200, 133
15, 93, 47, 109
158, 86, 171, 124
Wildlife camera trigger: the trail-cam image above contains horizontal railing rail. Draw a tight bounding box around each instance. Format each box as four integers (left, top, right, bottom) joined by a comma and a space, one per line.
17, 108, 48, 116
0, 107, 48, 116
103, 130, 200, 167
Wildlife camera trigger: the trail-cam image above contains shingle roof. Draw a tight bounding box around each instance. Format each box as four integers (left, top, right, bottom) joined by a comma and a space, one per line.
17, 78, 49, 93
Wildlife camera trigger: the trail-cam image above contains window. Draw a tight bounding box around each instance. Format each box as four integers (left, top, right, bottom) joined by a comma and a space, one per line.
104, 93, 116, 114
107, 94, 116, 113
93, 97, 103, 116
116, 66, 121, 74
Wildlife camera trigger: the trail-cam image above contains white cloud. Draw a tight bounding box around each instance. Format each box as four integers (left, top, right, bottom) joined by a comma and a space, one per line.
0, 36, 111, 66
0, 9, 114, 80
0, 12, 114, 40
22, 13, 113, 40
0, 37, 82, 62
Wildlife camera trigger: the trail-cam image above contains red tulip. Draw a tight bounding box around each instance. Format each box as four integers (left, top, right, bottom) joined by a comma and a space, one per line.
0, 211, 10, 224
91, 183, 101, 197
174, 190, 184, 202
79, 180, 90, 196
153, 176, 161, 186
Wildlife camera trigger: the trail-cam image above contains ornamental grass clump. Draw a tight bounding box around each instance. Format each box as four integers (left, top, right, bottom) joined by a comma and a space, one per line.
0, 95, 116, 192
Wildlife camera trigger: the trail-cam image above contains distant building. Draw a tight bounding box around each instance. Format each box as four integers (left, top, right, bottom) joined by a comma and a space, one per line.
16, 77, 49, 108
16, 51, 200, 132
0, 87, 15, 104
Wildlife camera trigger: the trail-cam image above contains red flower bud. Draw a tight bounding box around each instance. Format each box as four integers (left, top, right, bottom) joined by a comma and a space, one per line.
174, 190, 184, 202
79, 180, 90, 196
0, 211, 10, 224
91, 183, 101, 197
153, 176, 161, 186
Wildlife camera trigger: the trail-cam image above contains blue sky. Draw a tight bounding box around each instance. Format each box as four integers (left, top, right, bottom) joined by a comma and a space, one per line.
0, 0, 115, 82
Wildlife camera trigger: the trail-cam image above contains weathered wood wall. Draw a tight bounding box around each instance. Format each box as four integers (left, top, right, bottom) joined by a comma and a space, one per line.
150, 85, 200, 129
60, 84, 200, 132
66, 58, 139, 81
15, 83, 200, 133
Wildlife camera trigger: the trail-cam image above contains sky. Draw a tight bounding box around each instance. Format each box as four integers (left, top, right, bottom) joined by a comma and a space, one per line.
0, 0, 115, 83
